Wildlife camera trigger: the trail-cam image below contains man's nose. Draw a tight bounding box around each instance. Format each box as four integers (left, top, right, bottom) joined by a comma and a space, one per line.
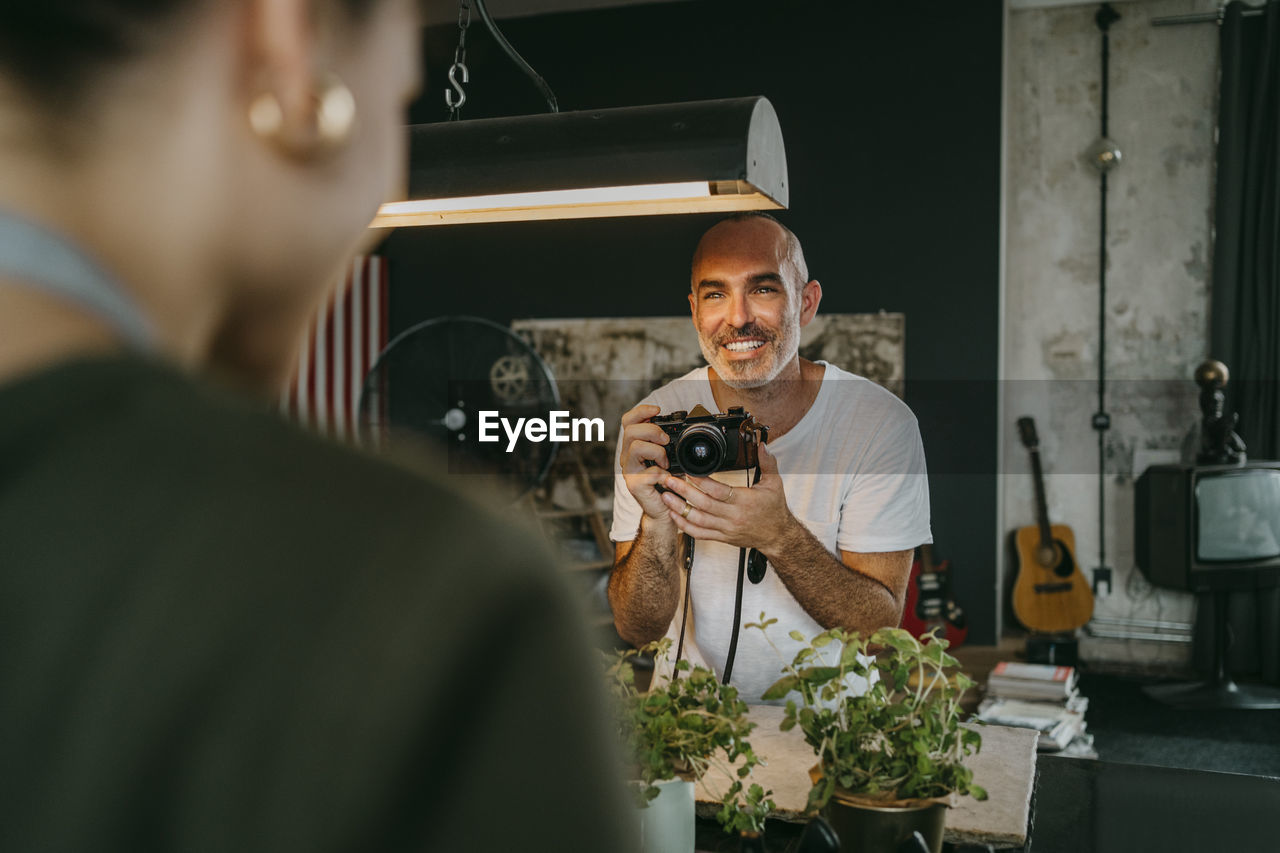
727, 292, 753, 328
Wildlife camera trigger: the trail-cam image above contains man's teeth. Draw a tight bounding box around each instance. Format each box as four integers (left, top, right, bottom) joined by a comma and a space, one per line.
724, 340, 765, 352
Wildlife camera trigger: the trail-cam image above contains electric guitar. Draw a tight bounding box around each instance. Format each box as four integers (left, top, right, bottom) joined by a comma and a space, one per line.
1012, 417, 1094, 633
902, 544, 969, 648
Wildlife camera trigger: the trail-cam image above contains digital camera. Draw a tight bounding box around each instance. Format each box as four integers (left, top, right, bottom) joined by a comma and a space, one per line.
651, 404, 769, 477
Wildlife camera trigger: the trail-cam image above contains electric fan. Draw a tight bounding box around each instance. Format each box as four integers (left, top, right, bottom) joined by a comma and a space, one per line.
358, 316, 560, 502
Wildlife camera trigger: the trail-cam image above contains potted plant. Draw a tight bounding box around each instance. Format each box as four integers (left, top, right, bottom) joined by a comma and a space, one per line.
749, 617, 987, 853
604, 640, 776, 852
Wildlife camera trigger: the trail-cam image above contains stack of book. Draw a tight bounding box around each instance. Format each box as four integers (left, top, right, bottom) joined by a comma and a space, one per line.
976, 661, 1094, 755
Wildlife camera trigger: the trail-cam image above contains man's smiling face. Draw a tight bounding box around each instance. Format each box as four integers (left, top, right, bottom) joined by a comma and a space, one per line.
689, 217, 809, 390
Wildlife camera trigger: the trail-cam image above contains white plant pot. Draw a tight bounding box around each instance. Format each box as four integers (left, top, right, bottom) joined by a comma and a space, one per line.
637, 778, 695, 853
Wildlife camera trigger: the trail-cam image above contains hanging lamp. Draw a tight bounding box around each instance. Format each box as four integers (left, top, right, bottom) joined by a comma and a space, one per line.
371, 96, 788, 228
370, 1, 787, 228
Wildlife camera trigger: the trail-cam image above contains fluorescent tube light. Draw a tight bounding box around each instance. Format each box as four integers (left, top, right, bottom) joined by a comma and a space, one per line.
372, 97, 788, 228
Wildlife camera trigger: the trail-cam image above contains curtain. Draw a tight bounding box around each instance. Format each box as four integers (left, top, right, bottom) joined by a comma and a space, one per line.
1212, 0, 1280, 456
1206, 0, 1280, 683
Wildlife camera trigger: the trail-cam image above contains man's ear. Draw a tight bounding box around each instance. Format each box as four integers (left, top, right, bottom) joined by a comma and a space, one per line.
799, 279, 822, 326
688, 291, 697, 323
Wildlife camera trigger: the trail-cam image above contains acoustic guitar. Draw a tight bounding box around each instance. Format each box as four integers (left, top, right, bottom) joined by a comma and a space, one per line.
902, 544, 969, 648
1012, 417, 1094, 633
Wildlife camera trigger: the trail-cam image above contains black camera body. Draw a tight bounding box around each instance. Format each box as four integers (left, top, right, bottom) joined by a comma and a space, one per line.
652, 404, 769, 477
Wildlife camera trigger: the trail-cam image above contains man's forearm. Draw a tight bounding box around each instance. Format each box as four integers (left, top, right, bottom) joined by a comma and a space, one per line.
608, 515, 683, 646
761, 519, 901, 633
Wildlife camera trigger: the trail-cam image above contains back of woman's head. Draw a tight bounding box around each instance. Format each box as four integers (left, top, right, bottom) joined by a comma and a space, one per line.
0, 0, 421, 389
0, 1, 380, 108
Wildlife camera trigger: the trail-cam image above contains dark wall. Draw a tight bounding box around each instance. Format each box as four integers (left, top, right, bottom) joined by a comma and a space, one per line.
382, 0, 1004, 642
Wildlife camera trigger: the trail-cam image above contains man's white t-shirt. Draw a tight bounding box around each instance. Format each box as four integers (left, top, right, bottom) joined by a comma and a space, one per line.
610, 362, 932, 705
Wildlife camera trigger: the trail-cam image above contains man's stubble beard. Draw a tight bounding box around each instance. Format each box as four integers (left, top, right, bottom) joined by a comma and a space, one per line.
698, 314, 801, 391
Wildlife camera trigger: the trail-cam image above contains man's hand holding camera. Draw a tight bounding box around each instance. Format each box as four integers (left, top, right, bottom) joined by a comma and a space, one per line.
619, 403, 675, 522
620, 401, 797, 555
658, 443, 797, 554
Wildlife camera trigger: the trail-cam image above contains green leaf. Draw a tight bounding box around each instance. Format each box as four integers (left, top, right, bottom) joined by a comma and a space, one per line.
876, 628, 920, 654
921, 641, 947, 665
840, 642, 865, 667
799, 666, 841, 684
761, 675, 799, 700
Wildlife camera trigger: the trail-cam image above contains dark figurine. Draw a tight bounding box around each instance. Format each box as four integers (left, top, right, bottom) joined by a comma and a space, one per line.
1195, 360, 1247, 465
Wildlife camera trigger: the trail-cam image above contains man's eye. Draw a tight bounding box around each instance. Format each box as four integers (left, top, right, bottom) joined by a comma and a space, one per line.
756, 286, 777, 294
703, 291, 725, 299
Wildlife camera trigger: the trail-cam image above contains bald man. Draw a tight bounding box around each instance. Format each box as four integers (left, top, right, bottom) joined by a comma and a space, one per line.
608, 213, 932, 702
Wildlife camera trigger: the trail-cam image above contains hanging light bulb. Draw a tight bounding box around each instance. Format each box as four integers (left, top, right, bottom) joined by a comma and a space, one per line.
1087, 136, 1123, 173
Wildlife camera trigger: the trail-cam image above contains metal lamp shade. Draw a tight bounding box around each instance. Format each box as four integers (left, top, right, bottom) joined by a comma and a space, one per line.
372, 96, 788, 227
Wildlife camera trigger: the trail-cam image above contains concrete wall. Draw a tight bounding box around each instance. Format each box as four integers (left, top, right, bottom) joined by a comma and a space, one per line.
1003, 0, 1220, 665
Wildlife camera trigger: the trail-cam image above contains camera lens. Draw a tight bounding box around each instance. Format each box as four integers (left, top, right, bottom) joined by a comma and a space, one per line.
675, 424, 726, 476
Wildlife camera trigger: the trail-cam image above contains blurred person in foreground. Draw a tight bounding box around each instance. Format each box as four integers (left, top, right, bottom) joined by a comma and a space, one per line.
0, 1, 634, 850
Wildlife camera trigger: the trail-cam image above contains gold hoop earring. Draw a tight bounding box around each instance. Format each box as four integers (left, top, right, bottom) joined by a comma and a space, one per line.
248, 73, 356, 159
248, 91, 285, 140
314, 74, 356, 149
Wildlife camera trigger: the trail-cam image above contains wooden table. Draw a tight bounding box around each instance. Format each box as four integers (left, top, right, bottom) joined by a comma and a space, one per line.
694, 704, 1038, 848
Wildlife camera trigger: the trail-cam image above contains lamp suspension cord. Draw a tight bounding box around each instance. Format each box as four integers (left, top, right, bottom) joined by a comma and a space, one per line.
472, 0, 560, 113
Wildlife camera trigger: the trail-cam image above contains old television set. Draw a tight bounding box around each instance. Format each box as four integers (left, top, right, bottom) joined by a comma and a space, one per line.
1135, 461, 1280, 592
1135, 461, 1280, 709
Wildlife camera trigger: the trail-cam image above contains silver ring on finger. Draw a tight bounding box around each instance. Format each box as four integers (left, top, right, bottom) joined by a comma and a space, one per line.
725, 486, 735, 504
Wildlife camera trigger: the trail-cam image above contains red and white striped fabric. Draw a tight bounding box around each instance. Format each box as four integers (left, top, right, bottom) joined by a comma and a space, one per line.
282, 254, 389, 442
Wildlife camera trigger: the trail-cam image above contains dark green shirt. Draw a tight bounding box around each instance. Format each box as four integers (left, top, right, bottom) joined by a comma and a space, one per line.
0, 357, 634, 852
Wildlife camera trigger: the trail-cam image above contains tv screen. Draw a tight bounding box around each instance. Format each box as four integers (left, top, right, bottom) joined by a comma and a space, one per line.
1135, 461, 1280, 591
1196, 469, 1280, 562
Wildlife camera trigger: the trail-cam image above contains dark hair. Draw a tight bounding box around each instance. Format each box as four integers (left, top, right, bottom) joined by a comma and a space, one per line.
0, 1, 379, 107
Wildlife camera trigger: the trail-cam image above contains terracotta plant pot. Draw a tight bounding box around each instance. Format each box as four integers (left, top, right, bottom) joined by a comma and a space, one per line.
636, 778, 694, 853
823, 792, 947, 853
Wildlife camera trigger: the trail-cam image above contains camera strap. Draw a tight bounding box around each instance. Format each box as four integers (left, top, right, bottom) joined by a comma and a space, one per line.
673, 534, 694, 674
722, 464, 764, 684
672, 464, 766, 686
722, 545, 749, 684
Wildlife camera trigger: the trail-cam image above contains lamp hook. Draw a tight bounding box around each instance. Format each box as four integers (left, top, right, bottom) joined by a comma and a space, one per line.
447, 0, 471, 120
446, 62, 469, 112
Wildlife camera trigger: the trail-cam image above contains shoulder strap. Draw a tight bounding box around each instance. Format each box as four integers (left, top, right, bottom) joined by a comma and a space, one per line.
0, 210, 156, 352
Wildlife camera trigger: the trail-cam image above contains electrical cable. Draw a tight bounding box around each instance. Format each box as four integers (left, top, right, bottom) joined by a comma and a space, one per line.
1093, 3, 1121, 598
472, 0, 560, 113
